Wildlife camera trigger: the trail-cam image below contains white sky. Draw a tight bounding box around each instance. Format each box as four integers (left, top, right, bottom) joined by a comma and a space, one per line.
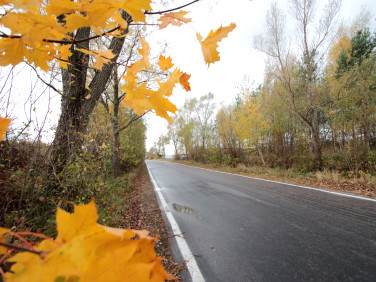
144, 0, 376, 154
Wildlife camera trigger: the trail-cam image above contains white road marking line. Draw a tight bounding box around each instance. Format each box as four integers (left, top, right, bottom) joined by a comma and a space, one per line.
146, 163, 205, 282
174, 162, 376, 203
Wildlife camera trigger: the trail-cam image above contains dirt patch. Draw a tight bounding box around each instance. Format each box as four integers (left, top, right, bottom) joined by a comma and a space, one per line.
123, 163, 184, 280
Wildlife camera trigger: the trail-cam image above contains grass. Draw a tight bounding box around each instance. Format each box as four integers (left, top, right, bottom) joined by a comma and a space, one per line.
171, 159, 376, 198
94, 169, 138, 227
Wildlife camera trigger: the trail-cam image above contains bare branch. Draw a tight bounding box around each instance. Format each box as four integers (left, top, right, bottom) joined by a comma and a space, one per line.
145, 0, 200, 15
26, 63, 61, 95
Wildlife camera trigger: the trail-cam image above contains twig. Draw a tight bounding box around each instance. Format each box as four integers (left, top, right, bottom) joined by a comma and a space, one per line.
144, 0, 201, 15
0, 26, 123, 45
26, 63, 61, 94
0, 266, 7, 282
0, 242, 43, 256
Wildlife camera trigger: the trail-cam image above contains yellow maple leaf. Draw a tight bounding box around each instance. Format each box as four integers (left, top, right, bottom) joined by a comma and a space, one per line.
76, 47, 96, 57
156, 68, 183, 97
120, 36, 150, 90
118, 0, 152, 23
82, 2, 118, 29
158, 55, 174, 71
93, 47, 116, 70
0, 117, 11, 141
6, 200, 175, 281
25, 44, 55, 71
112, 11, 129, 30
158, 11, 191, 29
64, 13, 89, 32
122, 83, 154, 115
0, 38, 25, 67
0, 227, 10, 255
149, 93, 177, 123
45, 0, 81, 16
56, 44, 73, 69
138, 36, 150, 69
197, 23, 236, 66
8, 0, 43, 10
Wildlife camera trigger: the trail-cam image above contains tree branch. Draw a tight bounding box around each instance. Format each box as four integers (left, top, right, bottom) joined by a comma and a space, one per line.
26, 63, 61, 95
119, 112, 149, 132
0, 26, 125, 45
144, 0, 200, 15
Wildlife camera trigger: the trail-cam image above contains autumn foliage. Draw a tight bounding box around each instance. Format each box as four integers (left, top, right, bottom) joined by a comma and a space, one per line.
0, 0, 235, 133
1, 200, 173, 281
0, 0, 237, 280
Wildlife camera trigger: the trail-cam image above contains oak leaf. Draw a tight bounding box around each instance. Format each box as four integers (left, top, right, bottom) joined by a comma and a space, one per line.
158, 11, 191, 29
197, 23, 236, 66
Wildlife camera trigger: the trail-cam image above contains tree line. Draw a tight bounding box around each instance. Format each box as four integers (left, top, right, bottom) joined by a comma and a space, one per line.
156, 4, 376, 174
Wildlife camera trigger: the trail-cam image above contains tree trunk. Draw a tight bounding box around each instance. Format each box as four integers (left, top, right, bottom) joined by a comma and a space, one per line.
112, 69, 121, 178
50, 17, 129, 176
311, 109, 322, 170
256, 143, 266, 166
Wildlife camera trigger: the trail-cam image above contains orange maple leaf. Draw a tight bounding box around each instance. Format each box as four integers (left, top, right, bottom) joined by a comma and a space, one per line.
197, 23, 236, 66
179, 72, 191, 91
0, 117, 11, 141
158, 11, 191, 29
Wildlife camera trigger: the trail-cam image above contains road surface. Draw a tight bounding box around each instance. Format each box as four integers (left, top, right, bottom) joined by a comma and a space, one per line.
146, 160, 376, 281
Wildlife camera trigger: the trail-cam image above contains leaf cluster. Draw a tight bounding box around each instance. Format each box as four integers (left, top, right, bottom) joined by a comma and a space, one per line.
1, 200, 174, 281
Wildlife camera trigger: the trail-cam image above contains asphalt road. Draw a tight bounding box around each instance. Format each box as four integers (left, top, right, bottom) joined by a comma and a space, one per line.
146, 160, 376, 282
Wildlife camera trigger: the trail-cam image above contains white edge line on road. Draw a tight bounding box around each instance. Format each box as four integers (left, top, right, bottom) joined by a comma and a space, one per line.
146, 163, 205, 282
174, 162, 376, 203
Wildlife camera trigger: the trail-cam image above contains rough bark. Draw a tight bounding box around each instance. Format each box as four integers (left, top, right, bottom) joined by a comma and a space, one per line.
112, 69, 121, 178
50, 15, 130, 176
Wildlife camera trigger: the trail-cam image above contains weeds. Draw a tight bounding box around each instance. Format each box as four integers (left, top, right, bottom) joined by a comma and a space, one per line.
174, 160, 376, 197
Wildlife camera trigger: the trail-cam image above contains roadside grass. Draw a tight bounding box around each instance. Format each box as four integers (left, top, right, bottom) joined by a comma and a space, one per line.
94, 170, 137, 227
171, 160, 376, 198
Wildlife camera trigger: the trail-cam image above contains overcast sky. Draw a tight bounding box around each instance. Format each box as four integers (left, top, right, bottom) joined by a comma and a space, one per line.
144, 0, 376, 154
